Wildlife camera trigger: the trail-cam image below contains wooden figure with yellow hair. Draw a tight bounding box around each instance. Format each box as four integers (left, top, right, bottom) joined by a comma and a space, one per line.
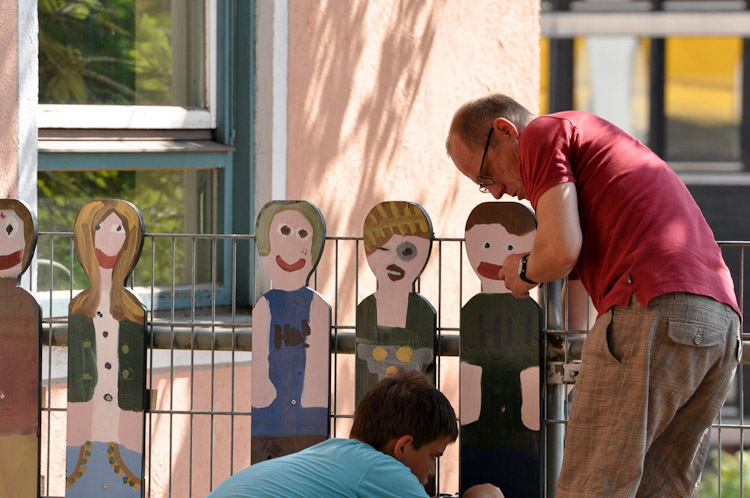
0, 199, 41, 498
65, 200, 146, 497
355, 201, 436, 405
460, 202, 542, 497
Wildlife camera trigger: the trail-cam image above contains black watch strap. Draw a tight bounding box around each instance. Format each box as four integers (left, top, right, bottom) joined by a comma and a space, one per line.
518, 254, 538, 285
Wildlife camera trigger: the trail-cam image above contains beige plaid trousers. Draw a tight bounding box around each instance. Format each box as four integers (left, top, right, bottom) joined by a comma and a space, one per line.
557, 293, 741, 498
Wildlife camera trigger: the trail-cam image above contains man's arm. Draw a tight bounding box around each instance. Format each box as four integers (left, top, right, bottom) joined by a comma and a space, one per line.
500, 182, 582, 298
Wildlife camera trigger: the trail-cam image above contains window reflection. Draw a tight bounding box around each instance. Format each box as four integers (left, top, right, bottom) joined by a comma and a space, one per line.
39, 0, 205, 107
572, 36, 650, 142
665, 37, 742, 162
37, 169, 215, 289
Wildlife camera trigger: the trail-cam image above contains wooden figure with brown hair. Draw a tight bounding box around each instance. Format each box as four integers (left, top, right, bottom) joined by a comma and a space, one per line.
355, 201, 436, 405
0, 199, 41, 498
251, 201, 331, 463
65, 200, 146, 497
460, 202, 543, 497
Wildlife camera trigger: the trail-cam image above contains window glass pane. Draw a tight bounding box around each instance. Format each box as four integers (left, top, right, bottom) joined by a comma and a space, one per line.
37, 169, 215, 289
39, 0, 204, 106
665, 37, 742, 162
572, 36, 650, 142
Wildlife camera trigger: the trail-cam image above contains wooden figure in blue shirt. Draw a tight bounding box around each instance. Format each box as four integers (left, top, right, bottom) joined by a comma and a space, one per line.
251, 201, 332, 463
460, 201, 543, 497
0, 199, 41, 498
65, 200, 146, 497
355, 201, 437, 406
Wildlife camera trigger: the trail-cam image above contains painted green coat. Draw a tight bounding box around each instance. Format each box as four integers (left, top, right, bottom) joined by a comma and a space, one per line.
67, 313, 146, 411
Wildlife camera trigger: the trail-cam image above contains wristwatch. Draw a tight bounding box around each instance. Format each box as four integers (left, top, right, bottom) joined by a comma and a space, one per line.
518, 253, 538, 285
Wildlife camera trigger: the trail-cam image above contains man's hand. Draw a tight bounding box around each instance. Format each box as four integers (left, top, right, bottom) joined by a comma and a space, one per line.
498, 252, 536, 298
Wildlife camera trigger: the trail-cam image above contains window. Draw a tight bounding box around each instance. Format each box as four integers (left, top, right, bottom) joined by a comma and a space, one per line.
542, 1, 750, 170
36, 0, 232, 304
38, 0, 215, 128
665, 37, 742, 162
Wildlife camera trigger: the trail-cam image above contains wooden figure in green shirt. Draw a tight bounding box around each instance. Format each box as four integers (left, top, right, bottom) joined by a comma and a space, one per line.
0, 199, 41, 498
460, 201, 543, 498
65, 200, 147, 497
355, 201, 436, 405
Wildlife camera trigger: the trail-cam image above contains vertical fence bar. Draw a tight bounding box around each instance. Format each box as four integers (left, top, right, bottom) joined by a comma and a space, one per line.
168, 236, 176, 498
210, 237, 218, 490
230, 238, 238, 476
545, 278, 564, 498
188, 236, 197, 498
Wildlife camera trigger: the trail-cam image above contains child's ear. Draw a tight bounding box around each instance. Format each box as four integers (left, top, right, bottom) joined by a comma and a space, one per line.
393, 435, 414, 460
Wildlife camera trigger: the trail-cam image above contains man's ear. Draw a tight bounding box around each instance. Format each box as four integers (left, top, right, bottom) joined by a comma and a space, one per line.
392, 435, 414, 461
492, 117, 519, 140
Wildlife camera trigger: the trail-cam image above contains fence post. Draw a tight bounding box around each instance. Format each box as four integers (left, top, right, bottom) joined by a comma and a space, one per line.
545, 278, 565, 498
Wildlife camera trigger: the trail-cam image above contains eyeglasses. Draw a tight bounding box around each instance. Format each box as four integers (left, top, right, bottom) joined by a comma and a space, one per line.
477, 128, 494, 193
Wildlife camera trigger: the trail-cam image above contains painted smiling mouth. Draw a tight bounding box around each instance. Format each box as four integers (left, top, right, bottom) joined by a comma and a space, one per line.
276, 255, 306, 272
477, 262, 503, 280
386, 264, 405, 282
0, 250, 22, 271
95, 249, 121, 269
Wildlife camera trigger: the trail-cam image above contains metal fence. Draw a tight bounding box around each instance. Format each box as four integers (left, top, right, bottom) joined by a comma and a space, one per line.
29, 233, 749, 497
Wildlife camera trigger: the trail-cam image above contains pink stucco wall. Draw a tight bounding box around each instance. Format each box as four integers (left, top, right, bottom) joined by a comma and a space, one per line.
287, 0, 540, 492
0, 0, 19, 197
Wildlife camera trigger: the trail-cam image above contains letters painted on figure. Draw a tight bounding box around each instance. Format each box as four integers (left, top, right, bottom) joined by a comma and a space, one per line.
0, 199, 42, 498
460, 201, 543, 497
355, 201, 437, 405
251, 201, 332, 463
65, 200, 146, 497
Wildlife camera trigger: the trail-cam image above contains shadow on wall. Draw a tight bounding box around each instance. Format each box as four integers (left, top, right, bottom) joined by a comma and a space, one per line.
288, 0, 444, 317
0, 5, 19, 197
291, 0, 441, 205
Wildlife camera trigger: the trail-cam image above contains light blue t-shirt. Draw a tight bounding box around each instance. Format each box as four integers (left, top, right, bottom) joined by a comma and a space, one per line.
207, 438, 429, 498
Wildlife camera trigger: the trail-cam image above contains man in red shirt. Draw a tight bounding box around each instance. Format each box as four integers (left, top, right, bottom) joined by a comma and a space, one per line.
446, 93, 741, 497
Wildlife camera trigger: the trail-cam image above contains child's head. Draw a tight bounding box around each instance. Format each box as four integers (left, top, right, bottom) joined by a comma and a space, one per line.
350, 369, 458, 450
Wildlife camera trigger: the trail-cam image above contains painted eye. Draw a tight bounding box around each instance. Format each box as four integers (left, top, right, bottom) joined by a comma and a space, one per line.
278, 224, 292, 236
297, 228, 309, 239
95, 224, 101, 231
3, 216, 19, 238
506, 244, 514, 251
482, 242, 491, 250
110, 224, 123, 233
396, 241, 417, 262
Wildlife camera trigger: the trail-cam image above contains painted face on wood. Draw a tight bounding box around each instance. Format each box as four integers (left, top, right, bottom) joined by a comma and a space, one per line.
94, 212, 127, 269
262, 209, 315, 290
366, 234, 431, 292
0, 210, 26, 278
363, 201, 433, 294
465, 202, 536, 293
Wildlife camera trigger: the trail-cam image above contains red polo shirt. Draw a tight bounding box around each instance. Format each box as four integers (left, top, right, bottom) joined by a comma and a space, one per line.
518, 111, 740, 318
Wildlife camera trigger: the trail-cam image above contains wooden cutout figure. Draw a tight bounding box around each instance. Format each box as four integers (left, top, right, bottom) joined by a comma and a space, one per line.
0, 199, 41, 498
65, 200, 146, 497
251, 201, 332, 463
355, 201, 436, 405
460, 202, 543, 497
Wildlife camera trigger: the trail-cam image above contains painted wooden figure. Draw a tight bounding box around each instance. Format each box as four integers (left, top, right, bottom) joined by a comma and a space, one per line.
65, 200, 146, 497
251, 201, 331, 463
355, 201, 437, 405
460, 202, 543, 497
0, 199, 41, 498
